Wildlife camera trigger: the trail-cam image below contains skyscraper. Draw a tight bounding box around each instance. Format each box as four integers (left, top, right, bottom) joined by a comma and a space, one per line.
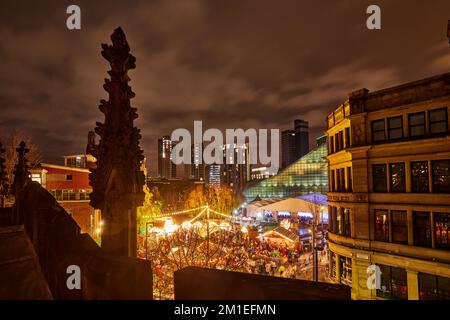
157, 136, 176, 179
190, 143, 205, 180
281, 119, 309, 168
221, 144, 250, 193
206, 164, 221, 187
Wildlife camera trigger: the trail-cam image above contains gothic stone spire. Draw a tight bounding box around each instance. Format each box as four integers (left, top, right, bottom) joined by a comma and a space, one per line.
88, 27, 145, 257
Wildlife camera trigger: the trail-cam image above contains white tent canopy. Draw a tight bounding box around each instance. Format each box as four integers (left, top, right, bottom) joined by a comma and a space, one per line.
245, 194, 327, 219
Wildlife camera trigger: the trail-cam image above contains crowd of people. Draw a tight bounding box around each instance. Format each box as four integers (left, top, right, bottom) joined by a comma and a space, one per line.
243, 237, 329, 280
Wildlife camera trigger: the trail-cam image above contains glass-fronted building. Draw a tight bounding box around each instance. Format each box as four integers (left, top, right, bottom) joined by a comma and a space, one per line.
243, 143, 328, 201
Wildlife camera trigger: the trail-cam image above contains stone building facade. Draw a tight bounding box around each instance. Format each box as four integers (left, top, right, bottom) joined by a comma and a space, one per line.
326, 72, 450, 299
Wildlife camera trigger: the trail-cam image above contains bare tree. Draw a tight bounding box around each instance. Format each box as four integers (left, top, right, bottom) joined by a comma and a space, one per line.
147, 224, 249, 299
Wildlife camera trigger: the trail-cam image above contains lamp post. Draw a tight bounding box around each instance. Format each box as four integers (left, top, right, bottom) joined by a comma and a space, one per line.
312, 202, 324, 282
206, 204, 210, 267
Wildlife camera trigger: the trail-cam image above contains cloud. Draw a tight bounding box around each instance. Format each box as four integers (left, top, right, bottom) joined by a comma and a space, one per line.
0, 0, 449, 176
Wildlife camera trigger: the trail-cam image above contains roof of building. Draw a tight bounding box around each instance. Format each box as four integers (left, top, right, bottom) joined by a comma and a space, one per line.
40, 163, 90, 173
262, 226, 299, 242
249, 193, 327, 208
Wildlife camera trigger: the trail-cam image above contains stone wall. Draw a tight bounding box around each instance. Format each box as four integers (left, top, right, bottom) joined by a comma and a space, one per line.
12, 181, 152, 299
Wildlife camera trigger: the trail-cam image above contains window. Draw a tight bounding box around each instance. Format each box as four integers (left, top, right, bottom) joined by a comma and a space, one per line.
31, 173, 42, 184
375, 210, 389, 242
377, 265, 408, 300
336, 169, 342, 192
429, 108, 448, 135
372, 119, 386, 142
66, 174, 73, 181
373, 164, 388, 192
61, 189, 76, 201
411, 161, 429, 193
330, 252, 337, 279
345, 127, 350, 148
389, 163, 406, 192
414, 211, 432, 247
328, 206, 334, 232
339, 131, 344, 150
66, 158, 76, 167
335, 133, 340, 152
329, 136, 334, 154
343, 208, 351, 236
419, 273, 450, 300
52, 190, 62, 201
332, 206, 338, 234
409, 112, 426, 137
330, 170, 335, 192
339, 256, 352, 286
432, 160, 450, 193
435, 212, 450, 250
335, 208, 350, 236
347, 167, 352, 192
391, 210, 408, 244
388, 116, 403, 140
79, 189, 90, 201
337, 207, 344, 235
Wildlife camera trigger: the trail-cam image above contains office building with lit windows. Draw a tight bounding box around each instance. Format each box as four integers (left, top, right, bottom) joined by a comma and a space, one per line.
158, 136, 176, 179
326, 72, 450, 300
281, 119, 309, 168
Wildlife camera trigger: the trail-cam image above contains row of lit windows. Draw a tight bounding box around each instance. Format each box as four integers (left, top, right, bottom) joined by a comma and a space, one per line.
50, 189, 91, 201
372, 160, 450, 193
375, 210, 450, 250
376, 265, 450, 300
329, 127, 351, 154
371, 107, 448, 143
330, 167, 352, 192
328, 206, 351, 237
329, 252, 352, 286
329, 256, 450, 299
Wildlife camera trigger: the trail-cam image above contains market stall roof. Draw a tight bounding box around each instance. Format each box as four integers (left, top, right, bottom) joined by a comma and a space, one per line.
262, 226, 299, 243
245, 193, 327, 217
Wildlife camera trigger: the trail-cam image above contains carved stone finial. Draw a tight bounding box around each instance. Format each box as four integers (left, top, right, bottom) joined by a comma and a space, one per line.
12, 141, 30, 195
88, 28, 145, 257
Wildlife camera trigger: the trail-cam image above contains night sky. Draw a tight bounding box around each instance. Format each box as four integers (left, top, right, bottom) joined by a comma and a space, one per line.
1, 0, 449, 176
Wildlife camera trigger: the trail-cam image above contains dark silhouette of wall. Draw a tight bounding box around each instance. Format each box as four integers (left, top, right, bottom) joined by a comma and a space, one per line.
11, 181, 152, 300
175, 267, 350, 300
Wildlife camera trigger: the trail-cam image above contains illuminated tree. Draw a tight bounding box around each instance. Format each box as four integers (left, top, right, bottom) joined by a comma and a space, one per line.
184, 185, 206, 214
137, 185, 163, 233
184, 184, 242, 215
